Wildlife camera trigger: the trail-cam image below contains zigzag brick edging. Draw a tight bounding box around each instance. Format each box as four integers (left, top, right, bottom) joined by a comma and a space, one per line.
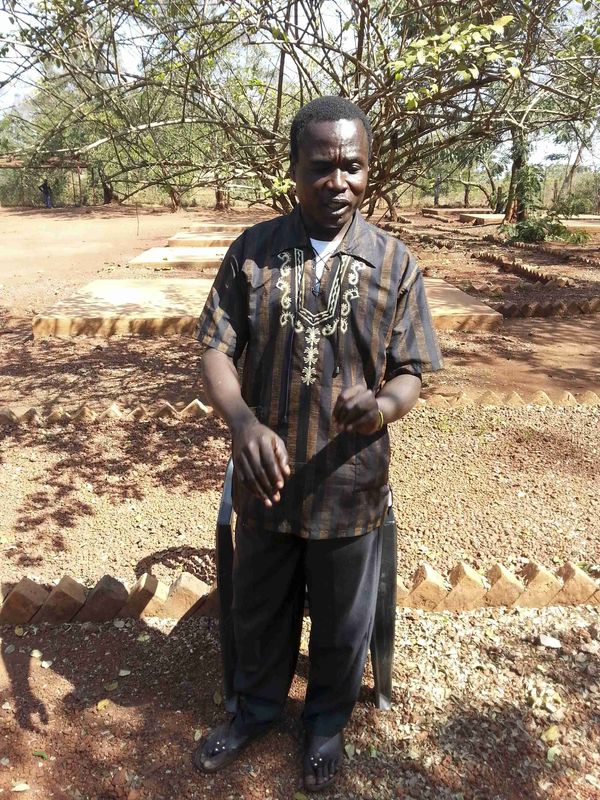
420, 389, 600, 408
1, 561, 598, 626
473, 250, 577, 288
1, 391, 599, 431
470, 250, 600, 319
380, 222, 456, 250
0, 399, 212, 428
511, 240, 600, 269
496, 296, 600, 319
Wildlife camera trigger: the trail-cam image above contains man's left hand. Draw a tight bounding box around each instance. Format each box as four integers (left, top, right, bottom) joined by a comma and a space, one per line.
333, 386, 381, 435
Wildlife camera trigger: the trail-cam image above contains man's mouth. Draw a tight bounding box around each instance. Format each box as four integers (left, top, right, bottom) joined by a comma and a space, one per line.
324, 199, 350, 212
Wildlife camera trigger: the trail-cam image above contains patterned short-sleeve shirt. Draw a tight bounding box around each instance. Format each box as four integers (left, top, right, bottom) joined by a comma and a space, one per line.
198, 206, 443, 539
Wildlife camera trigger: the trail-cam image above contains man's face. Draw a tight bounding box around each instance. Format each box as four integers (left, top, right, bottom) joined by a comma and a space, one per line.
291, 118, 369, 241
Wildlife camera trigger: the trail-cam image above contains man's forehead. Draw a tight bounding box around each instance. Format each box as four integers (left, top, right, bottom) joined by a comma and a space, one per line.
300, 118, 368, 154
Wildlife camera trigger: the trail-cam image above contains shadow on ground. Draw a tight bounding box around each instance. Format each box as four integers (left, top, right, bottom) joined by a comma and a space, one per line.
0, 416, 230, 573
1, 615, 598, 799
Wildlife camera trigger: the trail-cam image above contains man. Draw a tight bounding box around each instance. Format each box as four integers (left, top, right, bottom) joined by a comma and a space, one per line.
39, 178, 52, 209
194, 96, 442, 791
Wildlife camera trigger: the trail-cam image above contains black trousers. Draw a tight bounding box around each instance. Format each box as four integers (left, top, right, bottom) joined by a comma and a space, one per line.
231, 521, 383, 737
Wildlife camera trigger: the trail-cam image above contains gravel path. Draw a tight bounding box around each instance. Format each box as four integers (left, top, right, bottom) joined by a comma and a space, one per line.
1, 405, 598, 588
0, 606, 598, 799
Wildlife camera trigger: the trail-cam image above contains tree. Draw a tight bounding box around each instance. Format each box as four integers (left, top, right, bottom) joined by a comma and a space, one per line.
1, 0, 599, 212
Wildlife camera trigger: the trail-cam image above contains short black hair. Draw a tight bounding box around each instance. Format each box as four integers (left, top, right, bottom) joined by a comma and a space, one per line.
289, 96, 373, 164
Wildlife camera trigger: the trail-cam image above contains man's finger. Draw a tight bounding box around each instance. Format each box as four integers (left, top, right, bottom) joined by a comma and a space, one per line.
333, 385, 362, 421
237, 452, 272, 506
344, 406, 380, 433
259, 437, 285, 492
335, 388, 376, 427
246, 443, 278, 500
273, 437, 291, 477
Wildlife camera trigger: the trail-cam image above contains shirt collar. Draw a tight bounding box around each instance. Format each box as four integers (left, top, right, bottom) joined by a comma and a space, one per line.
270, 204, 381, 268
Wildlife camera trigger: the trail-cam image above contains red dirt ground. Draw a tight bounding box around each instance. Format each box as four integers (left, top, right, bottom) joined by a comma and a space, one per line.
1, 206, 599, 800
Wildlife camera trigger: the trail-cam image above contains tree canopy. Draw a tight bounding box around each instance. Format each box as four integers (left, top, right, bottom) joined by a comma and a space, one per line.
1, 0, 599, 211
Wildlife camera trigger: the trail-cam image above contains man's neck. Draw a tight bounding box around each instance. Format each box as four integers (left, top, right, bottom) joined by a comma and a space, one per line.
300, 208, 355, 242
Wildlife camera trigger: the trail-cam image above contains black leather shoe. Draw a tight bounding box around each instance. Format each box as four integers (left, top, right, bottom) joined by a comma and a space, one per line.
303, 731, 343, 792
192, 716, 271, 774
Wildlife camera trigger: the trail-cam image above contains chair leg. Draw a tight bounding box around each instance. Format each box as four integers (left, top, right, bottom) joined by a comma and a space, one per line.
370, 512, 397, 711
216, 460, 237, 712
217, 520, 237, 712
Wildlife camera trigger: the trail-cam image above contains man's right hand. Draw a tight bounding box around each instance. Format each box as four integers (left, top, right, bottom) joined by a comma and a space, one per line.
231, 419, 291, 507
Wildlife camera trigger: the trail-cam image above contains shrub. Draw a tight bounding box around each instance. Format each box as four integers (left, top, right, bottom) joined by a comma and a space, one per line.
551, 193, 593, 217
502, 213, 590, 245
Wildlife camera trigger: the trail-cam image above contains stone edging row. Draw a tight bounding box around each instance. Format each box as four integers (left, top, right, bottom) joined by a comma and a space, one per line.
482, 235, 600, 270
496, 297, 600, 319
380, 222, 456, 250
0, 391, 599, 431
0, 399, 212, 427
471, 250, 600, 319
1, 560, 598, 627
420, 389, 600, 408
473, 250, 577, 288
511, 239, 600, 269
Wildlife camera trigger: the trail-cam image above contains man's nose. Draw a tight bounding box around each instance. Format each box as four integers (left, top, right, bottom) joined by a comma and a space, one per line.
327, 168, 346, 191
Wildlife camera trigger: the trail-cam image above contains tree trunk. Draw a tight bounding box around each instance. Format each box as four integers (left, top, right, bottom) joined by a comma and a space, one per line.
214, 186, 228, 211
168, 187, 181, 212
463, 167, 472, 208
433, 175, 441, 207
557, 122, 598, 202
102, 180, 118, 204
503, 129, 526, 224
494, 186, 506, 214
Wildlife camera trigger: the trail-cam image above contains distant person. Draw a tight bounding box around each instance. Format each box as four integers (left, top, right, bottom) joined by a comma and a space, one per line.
39, 178, 53, 208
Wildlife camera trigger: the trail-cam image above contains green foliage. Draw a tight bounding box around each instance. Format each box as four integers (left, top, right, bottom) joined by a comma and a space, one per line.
390, 16, 520, 110
551, 193, 593, 217
1, 0, 599, 212
503, 213, 590, 244
515, 164, 544, 212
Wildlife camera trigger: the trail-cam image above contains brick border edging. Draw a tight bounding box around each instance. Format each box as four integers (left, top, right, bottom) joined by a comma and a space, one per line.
0, 399, 212, 427
380, 222, 456, 250
471, 250, 600, 319
1, 561, 598, 626
1, 390, 599, 430
380, 227, 600, 319
419, 389, 600, 408
510, 239, 600, 269
481, 234, 600, 270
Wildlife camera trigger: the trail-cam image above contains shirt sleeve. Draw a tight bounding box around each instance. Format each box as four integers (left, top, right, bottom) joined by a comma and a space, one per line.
384, 250, 443, 380
197, 234, 248, 364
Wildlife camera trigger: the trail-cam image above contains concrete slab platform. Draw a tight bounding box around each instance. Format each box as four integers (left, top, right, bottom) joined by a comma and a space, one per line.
459, 213, 504, 225
33, 276, 501, 338
562, 219, 600, 234
188, 222, 249, 234
167, 231, 236, 248
424, 277, 503, 331
458, 212, 600, 234
32, 278, 214, 338
423, 207, 491, 217
128, 246, 227, 270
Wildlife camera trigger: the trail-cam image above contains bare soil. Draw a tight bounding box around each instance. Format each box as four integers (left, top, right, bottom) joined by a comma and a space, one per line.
1, 608, 599, 800
0, 206, 599, 799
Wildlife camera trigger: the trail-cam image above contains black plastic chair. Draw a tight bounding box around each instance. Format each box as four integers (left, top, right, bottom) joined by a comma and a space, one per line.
216, 458, 396, 713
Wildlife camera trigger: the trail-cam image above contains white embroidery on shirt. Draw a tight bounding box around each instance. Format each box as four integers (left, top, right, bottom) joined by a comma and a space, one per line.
277, 249, 360, 386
